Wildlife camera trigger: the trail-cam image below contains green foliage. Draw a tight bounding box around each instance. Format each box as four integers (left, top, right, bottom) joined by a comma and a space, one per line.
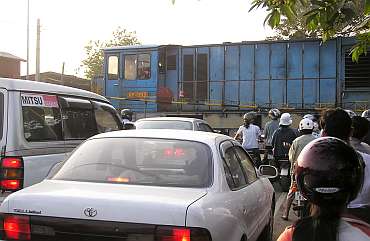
250, 0, 369, 61
81, 27, 140, 80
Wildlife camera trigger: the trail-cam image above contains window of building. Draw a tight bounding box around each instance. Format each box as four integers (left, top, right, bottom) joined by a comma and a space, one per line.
93, 101, 122, 133
137, 54, 151, 79
196, 53, 208, 101
124, 54, 151, 80
183, 54, 194, 99
124, 55, 137, 80
234, 147, 257, 183
223, 147, 247, 189
59, 97, 98, 140
345, 50, 370, 88
108, 55, 119, 80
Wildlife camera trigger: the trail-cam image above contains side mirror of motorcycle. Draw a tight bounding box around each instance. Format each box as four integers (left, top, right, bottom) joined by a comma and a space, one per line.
258, 165, 278, 179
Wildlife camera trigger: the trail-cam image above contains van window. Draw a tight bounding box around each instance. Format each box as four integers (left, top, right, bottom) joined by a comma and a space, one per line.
59, 97, 98, 140
0, 93, 4, 140
93, 101, 121, 133
21, 93, 63, 142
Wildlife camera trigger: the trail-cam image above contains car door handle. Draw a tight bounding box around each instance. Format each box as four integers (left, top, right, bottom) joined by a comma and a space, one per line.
113, 83, 119, 86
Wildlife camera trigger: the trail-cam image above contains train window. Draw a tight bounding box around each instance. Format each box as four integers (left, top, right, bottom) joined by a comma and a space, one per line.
196, 53, 208, 101
183, 54, 194, 99
137, 54, 151, 79
167, 55, 177, 70
108, 56, 119, 80
124, 55, 137, 80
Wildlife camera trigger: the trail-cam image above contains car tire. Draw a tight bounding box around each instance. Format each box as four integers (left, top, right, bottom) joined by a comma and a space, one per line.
257, 205, 274, 241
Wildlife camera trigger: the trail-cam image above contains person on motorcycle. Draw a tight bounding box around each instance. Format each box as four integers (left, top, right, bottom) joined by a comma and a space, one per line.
303, 113, 320, 138
234, 112, 262, 167
281, 118, 317, 220
320, 108, 370, 223
362, 109, 370, 145
277, 137, 369, 241
350, 116, 370, 155
121, 109, 135, 130
271, 113, 298, 162
262, 108, 280, 162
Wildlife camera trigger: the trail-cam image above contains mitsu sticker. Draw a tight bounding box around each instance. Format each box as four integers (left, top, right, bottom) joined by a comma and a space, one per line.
21, 93, 59, 107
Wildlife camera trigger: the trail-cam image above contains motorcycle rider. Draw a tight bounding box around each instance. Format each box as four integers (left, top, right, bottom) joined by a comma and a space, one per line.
234, 112, 262, 167
271, 113, 298, 162
121, 109, 135, 130
263, 108, 280, 163
320, 108, 370, 223
281, 118, 317, 220
362, 109, 370, 145
277, 137, 369, 241
350, 116, 370, 155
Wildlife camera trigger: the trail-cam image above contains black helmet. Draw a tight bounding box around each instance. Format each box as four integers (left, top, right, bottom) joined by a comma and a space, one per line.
121, 109, 133, 121
296, 137, 364, 207
268, 108, 280, 119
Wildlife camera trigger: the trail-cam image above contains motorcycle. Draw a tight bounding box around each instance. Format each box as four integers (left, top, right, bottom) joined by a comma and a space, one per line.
277, 159, 291, 192
292, 190, 310, 219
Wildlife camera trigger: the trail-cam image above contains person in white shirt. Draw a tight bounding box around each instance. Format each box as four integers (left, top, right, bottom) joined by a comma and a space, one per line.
234, 112, 262, 167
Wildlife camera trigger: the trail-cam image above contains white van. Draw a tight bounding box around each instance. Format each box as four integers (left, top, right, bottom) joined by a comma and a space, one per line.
0, 78, 122, 192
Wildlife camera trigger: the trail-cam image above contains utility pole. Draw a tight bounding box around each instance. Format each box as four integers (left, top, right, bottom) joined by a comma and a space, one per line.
26, 0, 29, 79
35, 18, 40, 81
61, 62, 65, 83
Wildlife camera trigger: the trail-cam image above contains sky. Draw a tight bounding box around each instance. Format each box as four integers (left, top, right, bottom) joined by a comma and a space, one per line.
0, 0, 274, 78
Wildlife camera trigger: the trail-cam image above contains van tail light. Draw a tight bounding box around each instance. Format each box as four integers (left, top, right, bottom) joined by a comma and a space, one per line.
156, 226, 211, 241
2, 215, 31, 240
0, 157, 24, 191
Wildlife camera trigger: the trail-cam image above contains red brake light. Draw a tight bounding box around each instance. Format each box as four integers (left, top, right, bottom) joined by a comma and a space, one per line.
172, 228, 190, 241
4, 215, 31, 240
2, 158, 22, 169
1, 180, 21, 190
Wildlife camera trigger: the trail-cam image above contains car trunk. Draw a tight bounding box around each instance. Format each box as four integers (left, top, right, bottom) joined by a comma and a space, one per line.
1, 180, 207, 240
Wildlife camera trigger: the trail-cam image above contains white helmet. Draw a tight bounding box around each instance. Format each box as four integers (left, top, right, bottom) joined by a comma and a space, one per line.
299, 118, 314, 130
279, 113, 292, 126
303, 114, 315, 121
268, 108, 281, 119
361, 109, 370, 121
345, 109, 357, 119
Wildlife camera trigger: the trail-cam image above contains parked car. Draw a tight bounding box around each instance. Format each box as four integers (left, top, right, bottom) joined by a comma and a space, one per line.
135, 116, 215, 132
0, 78, 122, 192
0, 129, 277, 241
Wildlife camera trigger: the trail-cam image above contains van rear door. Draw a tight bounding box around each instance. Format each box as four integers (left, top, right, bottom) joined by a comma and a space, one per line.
0, 89, 7, 155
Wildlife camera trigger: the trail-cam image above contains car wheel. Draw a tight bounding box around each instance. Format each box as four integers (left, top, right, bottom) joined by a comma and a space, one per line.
257, 205, 274, 241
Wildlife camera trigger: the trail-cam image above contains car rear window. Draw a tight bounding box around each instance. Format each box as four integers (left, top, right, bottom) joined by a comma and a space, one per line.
135, 120, 193, 130
52, 138, 212, 188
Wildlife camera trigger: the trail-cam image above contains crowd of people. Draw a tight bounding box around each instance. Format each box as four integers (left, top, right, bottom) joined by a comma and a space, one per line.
234, 107, 370, 240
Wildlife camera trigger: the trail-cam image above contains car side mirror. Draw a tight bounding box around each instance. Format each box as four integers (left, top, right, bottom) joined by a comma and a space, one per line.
258, 165, 278, 179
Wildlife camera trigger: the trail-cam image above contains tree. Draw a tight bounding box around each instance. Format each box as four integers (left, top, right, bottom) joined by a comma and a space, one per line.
250, 0, 370, 61
81, 27, 141, 80
267, 1, 321, 40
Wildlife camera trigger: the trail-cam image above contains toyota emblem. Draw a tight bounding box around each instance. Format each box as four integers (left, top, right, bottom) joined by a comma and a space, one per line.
84, 207, 97, 217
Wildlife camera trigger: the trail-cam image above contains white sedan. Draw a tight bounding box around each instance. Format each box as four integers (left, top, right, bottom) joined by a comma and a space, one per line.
0, 130, 277, 241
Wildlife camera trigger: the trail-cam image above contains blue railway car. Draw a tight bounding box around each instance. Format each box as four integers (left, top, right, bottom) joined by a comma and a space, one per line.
99, 37, 369, 128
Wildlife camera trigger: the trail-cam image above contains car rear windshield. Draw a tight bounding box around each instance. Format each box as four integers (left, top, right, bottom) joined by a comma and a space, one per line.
135, 120, 193, 130
52, 138, 212, 188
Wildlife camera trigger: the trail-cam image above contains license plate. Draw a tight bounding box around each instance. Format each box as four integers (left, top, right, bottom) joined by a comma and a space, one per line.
280, 168, 289, 176
295, 192, 305, 201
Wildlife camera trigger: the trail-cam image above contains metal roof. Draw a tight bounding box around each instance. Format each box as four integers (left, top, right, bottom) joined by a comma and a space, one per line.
0, 52, 25, 61
0, 78, 108, 102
